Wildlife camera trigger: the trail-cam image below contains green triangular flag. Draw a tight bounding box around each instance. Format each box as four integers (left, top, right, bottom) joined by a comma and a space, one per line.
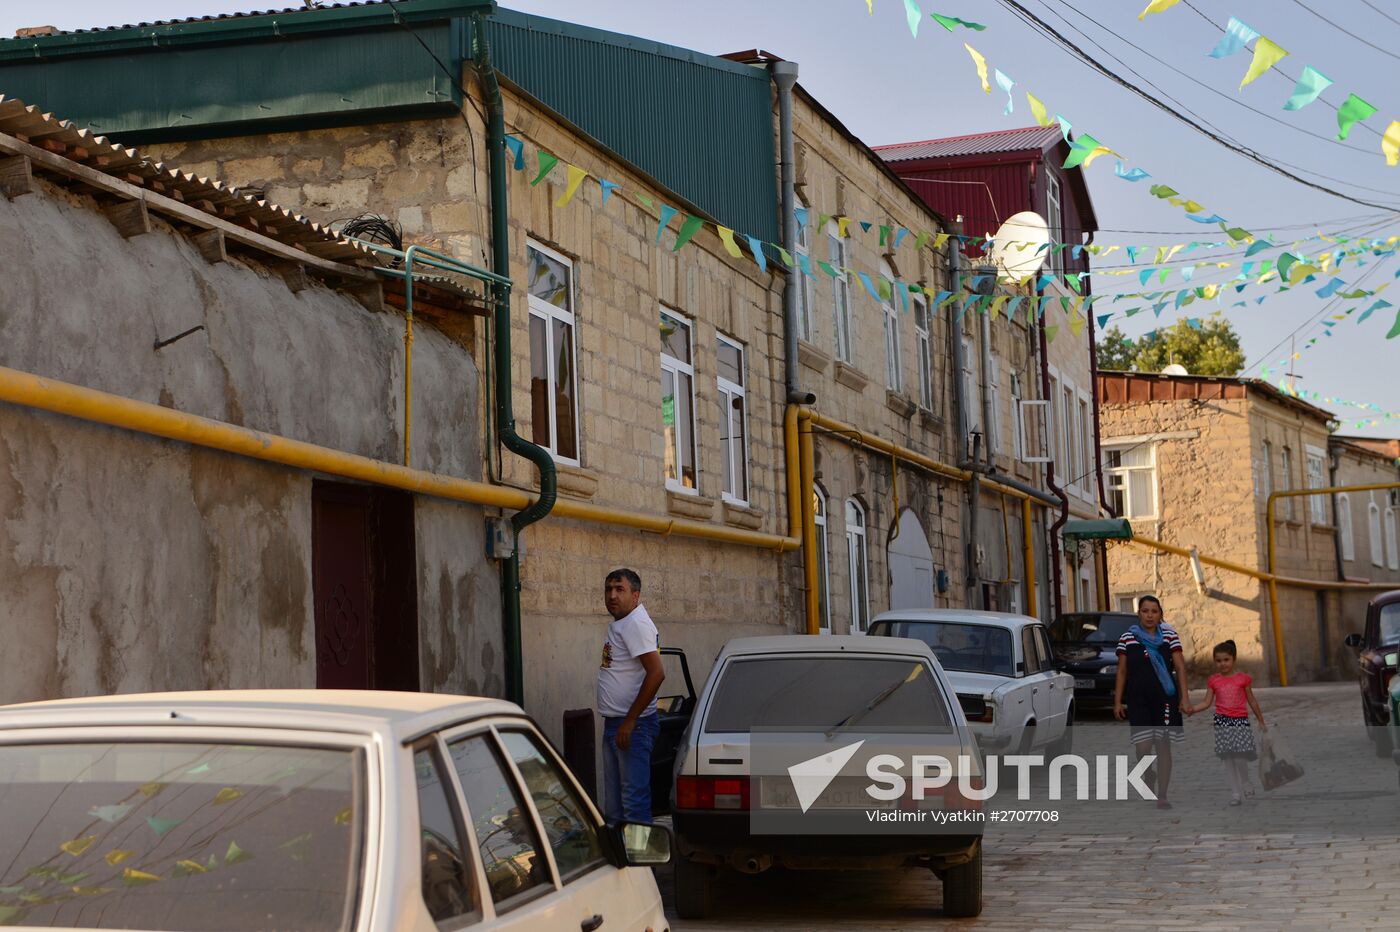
224, 841, 253, 865
671, 214, 705, 252
531, 152, 559, 187
1336, 93, 1378, 141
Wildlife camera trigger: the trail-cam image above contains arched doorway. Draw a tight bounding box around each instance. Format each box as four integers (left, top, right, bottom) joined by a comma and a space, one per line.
888, 508, 935, 610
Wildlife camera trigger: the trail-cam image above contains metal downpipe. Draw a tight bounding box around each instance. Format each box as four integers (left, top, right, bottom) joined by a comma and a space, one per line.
1037, 286, 1070, 620
772, 60, 813, 408
948, 227, 981, 608
474, 15, 557, 707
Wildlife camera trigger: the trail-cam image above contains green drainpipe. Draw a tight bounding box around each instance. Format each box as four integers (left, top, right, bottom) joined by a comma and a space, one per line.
472, 14, 558, 708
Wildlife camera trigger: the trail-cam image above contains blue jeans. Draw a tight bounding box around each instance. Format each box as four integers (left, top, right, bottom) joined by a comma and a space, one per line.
601, 713, 659, 824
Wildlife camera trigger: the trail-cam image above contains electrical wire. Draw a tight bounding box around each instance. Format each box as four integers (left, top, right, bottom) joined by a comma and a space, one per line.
1040, 0, 1386, 164
1359, 0, 1400, 28
1181, 1, 1386, 139
1284, 0, 1400, 62
992, 0, 1400, 211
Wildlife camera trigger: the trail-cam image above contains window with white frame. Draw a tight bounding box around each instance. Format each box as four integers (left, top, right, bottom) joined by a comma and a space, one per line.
1338, 493, 1356, 561
881, 264, 902, 392
795, 215, 817, 343
716, 335, 749, 504
1259, 440, 1273, 506
913, 293, 934, 411
660, 310, 698, 493
961, 336, 981, 441
1046, 175, 1064, 277
1387, 506, 1399, 571
1048, 373, 1063, 469
1010, 372, 1024, 461
845, 499, 870, 632
987, 355, 1002, 457
1280, 446, 1295, 520
1105, 444, 1157, 519
1369, 500, 1384, 567
1078, 394, 1093, 498
1063, 384, 1079, 490
815, 486, 832, 633
526, 242, 580, 463
1305, 447, 1328, 525
829, 224, 853, 363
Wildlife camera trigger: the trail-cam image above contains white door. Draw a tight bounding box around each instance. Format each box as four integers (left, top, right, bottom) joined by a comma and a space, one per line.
888, 508, 935, 610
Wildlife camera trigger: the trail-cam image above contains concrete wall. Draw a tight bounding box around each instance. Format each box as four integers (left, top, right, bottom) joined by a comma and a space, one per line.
0, 177, 499, 703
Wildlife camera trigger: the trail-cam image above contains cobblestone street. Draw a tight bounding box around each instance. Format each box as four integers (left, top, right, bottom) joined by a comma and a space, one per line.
661, 684, 1400, 930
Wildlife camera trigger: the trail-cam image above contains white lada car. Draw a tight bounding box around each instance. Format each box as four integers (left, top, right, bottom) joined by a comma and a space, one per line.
0, 690, 671, 931
869, 609, 1075, 756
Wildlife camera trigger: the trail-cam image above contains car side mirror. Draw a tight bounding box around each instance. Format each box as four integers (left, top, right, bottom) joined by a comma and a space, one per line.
1345, 633, 1363, 649
613, 821, 672, 866
1385, 652, 1398, 668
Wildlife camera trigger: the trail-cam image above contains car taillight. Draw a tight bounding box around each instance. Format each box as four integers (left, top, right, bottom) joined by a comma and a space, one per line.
957, 694, 994, 723
675, 775, 751, 810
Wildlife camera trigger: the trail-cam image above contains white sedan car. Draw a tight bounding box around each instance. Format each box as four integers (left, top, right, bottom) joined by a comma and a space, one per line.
869, 610, 1075, 756
0, 690, 671, 931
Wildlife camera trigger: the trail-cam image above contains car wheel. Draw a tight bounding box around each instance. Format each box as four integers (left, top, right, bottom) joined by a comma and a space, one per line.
1015, 723, 1036, 758
673, 856, 712, 920
1362, 694, 1376, 727
940, 845, 983, 918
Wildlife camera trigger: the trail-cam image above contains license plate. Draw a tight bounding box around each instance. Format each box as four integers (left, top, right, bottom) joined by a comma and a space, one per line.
760, 776, 921, 811
1074, 678, 1096, 689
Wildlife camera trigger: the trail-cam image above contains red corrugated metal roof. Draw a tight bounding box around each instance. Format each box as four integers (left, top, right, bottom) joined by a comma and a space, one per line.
874, 125, 1062, 162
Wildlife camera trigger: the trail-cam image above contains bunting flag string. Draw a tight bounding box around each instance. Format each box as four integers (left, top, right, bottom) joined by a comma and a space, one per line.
502, 132, 1398, 344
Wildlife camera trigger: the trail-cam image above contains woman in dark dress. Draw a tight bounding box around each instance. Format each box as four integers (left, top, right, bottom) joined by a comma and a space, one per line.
1113, 595, 1192, 809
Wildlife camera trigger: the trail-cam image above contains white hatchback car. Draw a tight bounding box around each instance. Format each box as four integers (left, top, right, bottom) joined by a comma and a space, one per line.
869, 610, 1075, 756
670, 636, 984, 920
0, 690, 670, 931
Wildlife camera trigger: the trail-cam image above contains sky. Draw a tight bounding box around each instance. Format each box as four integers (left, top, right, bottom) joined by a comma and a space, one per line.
3, 0, 1396, 437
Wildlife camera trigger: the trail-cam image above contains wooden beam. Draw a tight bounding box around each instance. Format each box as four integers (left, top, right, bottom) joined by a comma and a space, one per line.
103, 199, 152, 238
276, 261, 310, 294
0, 131, 375, 283
192, 228, 226, 264
349, 282, 385, 313
0, 155, 33, 199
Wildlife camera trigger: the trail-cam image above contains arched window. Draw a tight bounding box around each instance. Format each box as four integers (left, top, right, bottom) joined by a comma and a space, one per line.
1337, 493, 1355, 562
845, 499, 870, 633
1386, 506, 1399, 571
1369, 501, 1384, 567
814, 487, 831, 634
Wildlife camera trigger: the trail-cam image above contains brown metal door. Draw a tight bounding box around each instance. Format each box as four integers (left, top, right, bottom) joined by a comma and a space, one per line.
313, 484, 375, 689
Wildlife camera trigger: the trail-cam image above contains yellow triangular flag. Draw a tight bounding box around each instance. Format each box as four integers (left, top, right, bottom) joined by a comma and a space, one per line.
1383, 121, 1400, 167
715, 225, 743, 258
965, 44, 991, 93
866, 0, 873, 12
1068, 313, 1085, 337
212, 787, 243, 806
933, 232, 951, 249
554, 164, 588, 208
1138, 0, 1180, 19
60, 836, 97, 857
837, 217, 852, 238
105, 850, 135, 866
122, 868, 161, 886
1164, 244, 1186, 263
1240, 37, 1287, 89
989, 295, 1009, 319
1082, 146, 1116, 167
1027, 92, 1052, 128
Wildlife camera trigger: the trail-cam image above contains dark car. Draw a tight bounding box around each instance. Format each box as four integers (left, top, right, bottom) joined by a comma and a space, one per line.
1049, 612, 1139, 708
1345, 590, 1400, 756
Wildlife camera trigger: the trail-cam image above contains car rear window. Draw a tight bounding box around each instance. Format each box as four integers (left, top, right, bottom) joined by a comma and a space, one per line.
0, 741, 363, 930
703, 656, 951, 732
874, 621, 1015, 676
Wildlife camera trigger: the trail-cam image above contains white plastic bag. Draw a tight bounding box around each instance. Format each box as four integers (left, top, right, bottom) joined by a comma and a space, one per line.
1257, 728, 1303, 790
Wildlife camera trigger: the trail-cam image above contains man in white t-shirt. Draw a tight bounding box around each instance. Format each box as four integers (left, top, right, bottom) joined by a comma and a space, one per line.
597, 568, 665, 823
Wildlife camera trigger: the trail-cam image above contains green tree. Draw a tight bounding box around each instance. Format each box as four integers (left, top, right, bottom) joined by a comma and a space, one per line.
1095, 326, 1137, 371
1094, 318, 1245, 376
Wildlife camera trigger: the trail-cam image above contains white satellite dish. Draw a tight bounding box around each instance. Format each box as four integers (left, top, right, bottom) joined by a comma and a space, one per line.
986, 211, 1052, 283
1161, 363, 1190, 376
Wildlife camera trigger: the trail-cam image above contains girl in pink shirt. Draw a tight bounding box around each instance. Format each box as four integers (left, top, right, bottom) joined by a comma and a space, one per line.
1188, 639, 1267, 806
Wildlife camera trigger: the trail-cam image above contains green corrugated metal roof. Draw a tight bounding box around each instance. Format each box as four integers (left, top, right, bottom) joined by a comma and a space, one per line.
475, 10, 776, 240
0, 0, 777, 240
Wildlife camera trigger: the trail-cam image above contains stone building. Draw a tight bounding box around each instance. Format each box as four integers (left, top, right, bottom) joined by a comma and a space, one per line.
877, 126, 1108, 619
0, 2, 1072, 743
1097, 371, 1400, 683
0, 102, 500, 703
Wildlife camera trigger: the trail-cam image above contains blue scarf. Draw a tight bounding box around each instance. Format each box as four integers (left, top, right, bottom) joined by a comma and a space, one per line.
1131, 624, 1176, 698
